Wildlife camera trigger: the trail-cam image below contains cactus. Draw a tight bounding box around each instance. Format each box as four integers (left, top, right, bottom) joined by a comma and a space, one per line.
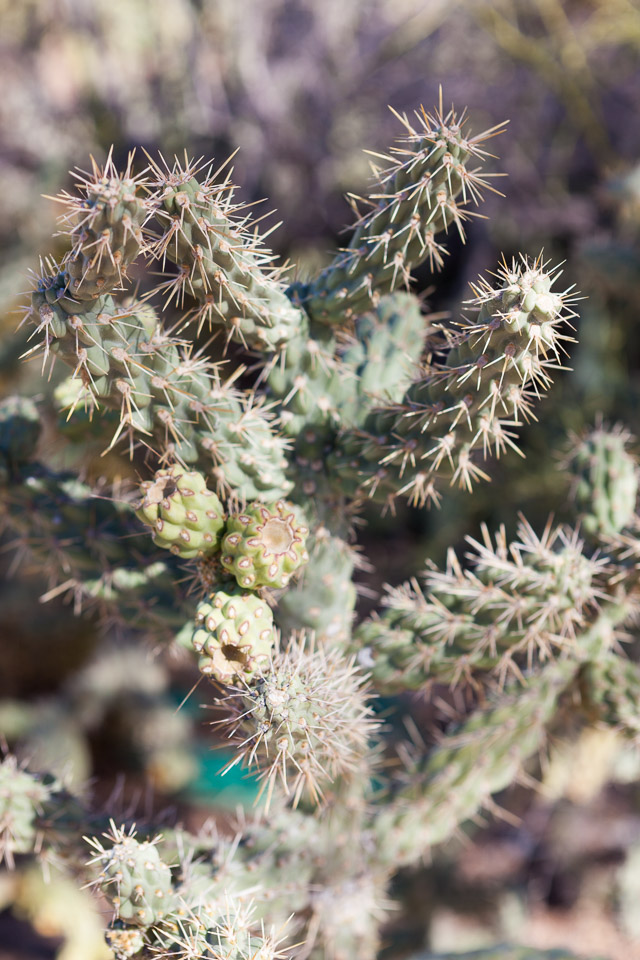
3, 93, 639, 960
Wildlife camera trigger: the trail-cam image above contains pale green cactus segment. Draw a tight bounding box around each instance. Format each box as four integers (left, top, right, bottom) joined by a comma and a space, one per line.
338, 292, 431, 425
372, 660, 576, 868
353, 518, 606, 692
148, 901, 278, 960
267, 320, 344, 437
60, 155, 152, 302
293, 104, 500, 326
225, 639, 376, 807
136, 465, 225, 559
567, 423, 638, 537
89, 827, 176, 928
150, 159, 304, 350
277, 534, 357, 643
331, 256, 577, 507
190, 585, 275, 683
28, 283, 292, 501
0, 757, 60, 866
221, 500, 310, 589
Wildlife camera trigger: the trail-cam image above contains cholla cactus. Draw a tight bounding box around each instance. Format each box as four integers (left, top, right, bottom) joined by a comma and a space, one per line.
2, 96, 639, 960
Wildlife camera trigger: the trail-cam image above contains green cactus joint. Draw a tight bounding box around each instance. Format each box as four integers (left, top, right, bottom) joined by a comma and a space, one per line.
190, 585, 276, 683
0, 757, 59, 868
567, 424, 638, 537
221, 500, 310, 589
135, 465, 225, 559
87, 826, 175, 927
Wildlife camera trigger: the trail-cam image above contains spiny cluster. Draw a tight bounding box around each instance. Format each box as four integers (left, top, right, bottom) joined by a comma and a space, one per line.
354, 517, 608, 692
220, 638, 378, 808
332, 255, 578, 508
294, 101, 506, 324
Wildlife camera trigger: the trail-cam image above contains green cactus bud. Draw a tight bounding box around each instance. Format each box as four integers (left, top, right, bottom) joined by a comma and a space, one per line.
190, 585, 276, 683
221, 501, 309, 589
136, 465, 225, 559
88, 826, 175, 927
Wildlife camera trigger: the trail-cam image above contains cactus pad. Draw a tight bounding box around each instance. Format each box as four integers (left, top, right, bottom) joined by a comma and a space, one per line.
221, 501, 309, 589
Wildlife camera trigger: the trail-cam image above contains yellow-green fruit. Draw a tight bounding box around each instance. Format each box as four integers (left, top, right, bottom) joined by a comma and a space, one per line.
221, 501, 309, 589
191, 586, 275, 683
135, 465, 225, 559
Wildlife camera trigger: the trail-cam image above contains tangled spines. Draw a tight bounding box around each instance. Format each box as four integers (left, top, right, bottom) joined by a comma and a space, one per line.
220, 637, 378, 808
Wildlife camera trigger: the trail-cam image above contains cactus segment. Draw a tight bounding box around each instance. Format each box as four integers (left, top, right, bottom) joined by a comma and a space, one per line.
88, 826, 175, 927
331, 256, 578, 507
276, 534, 358, 643
0, 757, 60, 868
567, 423, 638, 537
221, 501, 309, 589
292, 103, 503, 326
59, 153, 152, 302
190, 585, 276, 683
373, 661, 576, 867
136, 465, 225, 559
150, 156, 304, 350
354, 518, 607, 692
223, 639, 377, 807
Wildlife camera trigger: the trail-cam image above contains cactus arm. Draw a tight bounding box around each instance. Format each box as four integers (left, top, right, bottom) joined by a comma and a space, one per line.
148, 156, 306, 351
330, 256, 577, 508
352, 517, 611, 693
292, 103, 504, 326
371, 660, 577, 868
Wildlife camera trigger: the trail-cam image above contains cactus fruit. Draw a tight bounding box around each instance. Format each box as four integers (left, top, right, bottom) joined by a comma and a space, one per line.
221, 501, 310, 589
190, 586, 276, 683
135, 465, 226, 558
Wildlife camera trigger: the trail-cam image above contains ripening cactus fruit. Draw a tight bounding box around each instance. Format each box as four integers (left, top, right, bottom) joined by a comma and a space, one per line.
190, 585, 276, 683
221, 500, 310, 589
135, 465, 225, 558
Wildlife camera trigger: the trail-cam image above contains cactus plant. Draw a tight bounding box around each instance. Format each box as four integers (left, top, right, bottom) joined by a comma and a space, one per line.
2, 93, 640, 960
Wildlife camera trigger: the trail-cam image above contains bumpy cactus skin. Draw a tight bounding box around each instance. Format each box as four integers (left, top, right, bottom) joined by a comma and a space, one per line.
221, 500, 310, 589
136, 465, 226, 559
190, 585, 276, 682
6, 95, 640, 960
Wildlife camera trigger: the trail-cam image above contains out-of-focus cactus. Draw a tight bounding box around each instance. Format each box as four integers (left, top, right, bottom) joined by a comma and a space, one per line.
3, 92, 639, 960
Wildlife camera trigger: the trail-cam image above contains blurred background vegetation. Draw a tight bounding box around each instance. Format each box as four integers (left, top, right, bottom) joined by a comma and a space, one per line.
1, 1, 640, 958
